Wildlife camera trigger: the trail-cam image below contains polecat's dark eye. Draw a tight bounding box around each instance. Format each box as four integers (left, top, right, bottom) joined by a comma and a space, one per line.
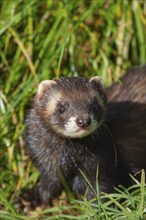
58, 104, 66, 114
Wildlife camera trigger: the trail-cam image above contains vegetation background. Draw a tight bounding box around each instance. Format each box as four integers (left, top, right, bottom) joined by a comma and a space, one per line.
0, 0, 146, 219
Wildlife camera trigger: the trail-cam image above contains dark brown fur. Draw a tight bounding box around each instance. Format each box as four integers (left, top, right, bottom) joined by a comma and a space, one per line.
25, 65, 146, 204
106, 65, 146, 185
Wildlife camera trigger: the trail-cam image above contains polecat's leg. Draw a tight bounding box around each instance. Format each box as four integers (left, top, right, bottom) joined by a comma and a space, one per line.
39, 175, 62, 205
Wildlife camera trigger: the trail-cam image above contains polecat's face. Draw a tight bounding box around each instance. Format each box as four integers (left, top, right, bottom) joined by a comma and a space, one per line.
35, 77, 107, 139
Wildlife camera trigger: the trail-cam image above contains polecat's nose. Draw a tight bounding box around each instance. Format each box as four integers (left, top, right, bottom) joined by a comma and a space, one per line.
76, 116, 91, 128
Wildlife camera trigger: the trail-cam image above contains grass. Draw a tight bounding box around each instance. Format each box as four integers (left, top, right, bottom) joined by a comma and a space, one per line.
0, 0, 146, 219
0, 171, 146, 219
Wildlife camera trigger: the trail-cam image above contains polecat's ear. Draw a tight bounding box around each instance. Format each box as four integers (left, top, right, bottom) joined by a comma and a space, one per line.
89, 76, 104, 90
37, 80, 56, 95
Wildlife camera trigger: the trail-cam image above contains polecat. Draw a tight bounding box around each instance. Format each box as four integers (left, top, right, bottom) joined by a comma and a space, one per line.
25, 65, 146, 204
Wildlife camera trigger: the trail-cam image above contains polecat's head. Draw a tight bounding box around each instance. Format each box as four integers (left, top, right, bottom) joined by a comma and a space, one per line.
35, 77, 106, 138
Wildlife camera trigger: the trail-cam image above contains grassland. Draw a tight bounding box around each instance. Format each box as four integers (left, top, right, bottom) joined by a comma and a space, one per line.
0, 0, 146, 219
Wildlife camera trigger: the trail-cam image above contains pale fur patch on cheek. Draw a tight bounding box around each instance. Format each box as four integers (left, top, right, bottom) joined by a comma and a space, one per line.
46, 92, 62, 115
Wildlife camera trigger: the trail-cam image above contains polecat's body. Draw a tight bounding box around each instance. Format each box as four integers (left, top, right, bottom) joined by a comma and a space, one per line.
106, 65, 146, 186
25, 66, 146, 203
